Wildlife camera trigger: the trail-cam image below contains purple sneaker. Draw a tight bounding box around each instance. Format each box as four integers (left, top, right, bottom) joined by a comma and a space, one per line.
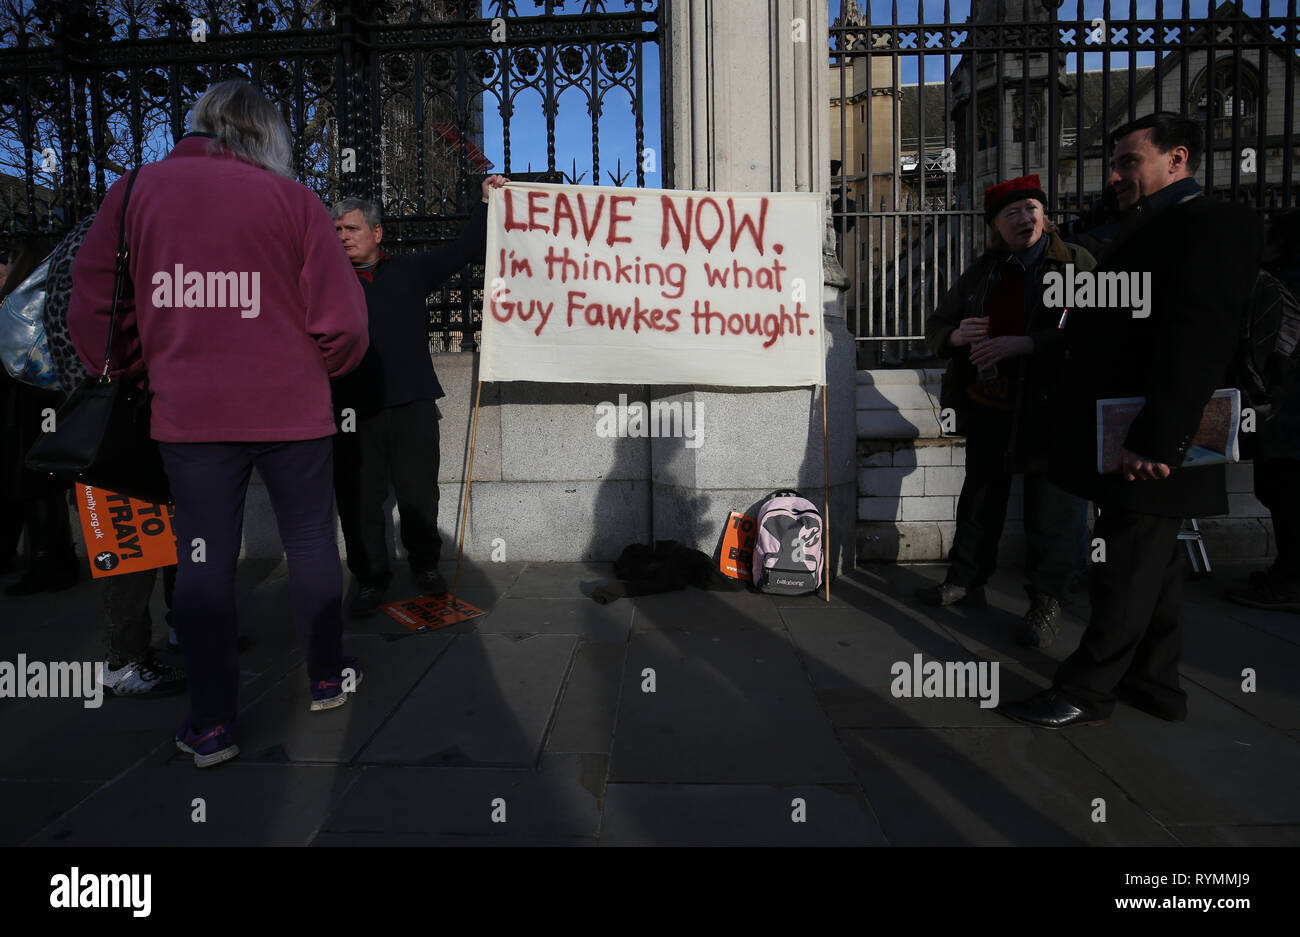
174, 718, 239, 768
310, 657, 363, 712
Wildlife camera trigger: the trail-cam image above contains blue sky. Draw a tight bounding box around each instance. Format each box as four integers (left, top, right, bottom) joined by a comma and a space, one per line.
476, 4, 663, 189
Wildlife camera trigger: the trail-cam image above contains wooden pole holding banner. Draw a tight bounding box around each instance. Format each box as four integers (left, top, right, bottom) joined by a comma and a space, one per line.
452, 379, 485, 602
821, 383, 830, 603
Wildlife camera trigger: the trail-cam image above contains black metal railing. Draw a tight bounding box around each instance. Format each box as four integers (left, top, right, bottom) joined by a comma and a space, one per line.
0, 0, 660, 350
830, 0, 1300, 363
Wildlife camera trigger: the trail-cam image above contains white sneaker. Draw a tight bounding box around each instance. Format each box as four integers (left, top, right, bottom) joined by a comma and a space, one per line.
100, 656, 187, 697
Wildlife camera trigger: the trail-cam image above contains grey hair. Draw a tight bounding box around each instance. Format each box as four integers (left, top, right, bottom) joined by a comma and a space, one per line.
188, 80, 294, 178
330, 197, 381, 228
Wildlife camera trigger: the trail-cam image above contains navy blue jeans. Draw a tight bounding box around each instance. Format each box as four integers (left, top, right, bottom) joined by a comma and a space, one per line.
161, 437, 345, 730
104, 564, 176, 668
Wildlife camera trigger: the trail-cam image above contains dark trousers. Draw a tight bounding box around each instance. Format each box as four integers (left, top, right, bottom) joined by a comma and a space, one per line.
333, 398, 442, 588
3, 374, 74, 572
1054, 508, 1186, 716
104, 564, 176, 667
161, 437, 344, 730
1255, 457, 1300, 581
19, 492, 75, 563
947, 405, 1083, 597
0, 495, 22, 569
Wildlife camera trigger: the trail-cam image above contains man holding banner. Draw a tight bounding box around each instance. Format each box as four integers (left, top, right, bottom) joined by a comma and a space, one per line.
330, 175, 508, 616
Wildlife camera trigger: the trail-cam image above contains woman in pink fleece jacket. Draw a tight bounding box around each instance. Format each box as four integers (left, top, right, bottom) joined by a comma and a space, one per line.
69, 79, 370, 767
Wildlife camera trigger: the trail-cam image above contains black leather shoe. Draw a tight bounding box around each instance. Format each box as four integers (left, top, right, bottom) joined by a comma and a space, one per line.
999, 689, 1109, 729
414, 568, 448, 596
915, 581, 986, 608
348, 584, 387, 618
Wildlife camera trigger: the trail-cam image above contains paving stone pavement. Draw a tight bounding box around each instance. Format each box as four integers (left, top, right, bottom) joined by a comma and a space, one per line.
1, 556, 1296, 846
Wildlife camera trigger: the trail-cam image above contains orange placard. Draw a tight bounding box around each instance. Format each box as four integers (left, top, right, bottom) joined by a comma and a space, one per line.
720, 511, 757, 581
75, 485, 178, 578
381, 594, 487, 632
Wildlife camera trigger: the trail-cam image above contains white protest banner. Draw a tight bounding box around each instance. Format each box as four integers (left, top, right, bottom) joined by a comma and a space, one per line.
479, 182, 825, 386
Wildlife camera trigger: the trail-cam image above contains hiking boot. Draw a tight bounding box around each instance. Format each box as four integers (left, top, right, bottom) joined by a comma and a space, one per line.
101, 654, 187, 697
915, 581, 986, 607
414, 567, 448, 596
310, 657, 363, 712
1017, 592, 1062, 648
174, 717, 239, 768
1225, 573, 1300, 613
348, 584, 386, 618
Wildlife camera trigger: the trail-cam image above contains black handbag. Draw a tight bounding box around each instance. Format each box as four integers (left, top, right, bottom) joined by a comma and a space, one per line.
25, 168, 172, 504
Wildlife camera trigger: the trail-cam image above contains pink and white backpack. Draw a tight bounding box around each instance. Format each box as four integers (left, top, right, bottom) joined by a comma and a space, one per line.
751, 490, 825, 595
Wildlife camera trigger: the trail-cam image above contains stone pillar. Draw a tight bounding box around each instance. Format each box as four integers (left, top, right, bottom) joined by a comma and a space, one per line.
655, 0, 856, 575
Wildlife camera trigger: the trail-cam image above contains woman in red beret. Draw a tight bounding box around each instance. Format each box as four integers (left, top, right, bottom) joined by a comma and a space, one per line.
919, 175, 1096, 648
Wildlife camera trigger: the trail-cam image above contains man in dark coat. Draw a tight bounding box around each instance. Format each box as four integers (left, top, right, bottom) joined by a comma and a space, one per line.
330, 175, 507, 616
1001, 112, 1264, 728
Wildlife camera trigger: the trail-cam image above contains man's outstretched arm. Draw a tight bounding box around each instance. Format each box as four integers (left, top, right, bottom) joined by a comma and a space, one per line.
416, 174, 509, 292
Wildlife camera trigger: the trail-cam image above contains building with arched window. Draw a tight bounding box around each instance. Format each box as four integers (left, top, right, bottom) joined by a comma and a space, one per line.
1194, 56, 1260, 138
949, 1, 1300, 211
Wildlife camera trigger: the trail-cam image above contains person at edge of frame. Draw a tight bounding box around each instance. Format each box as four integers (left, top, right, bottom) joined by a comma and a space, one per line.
1001, 112, 1264, 728
918, 173, 1093, 649
329, 173, 508, 618
10, 220, 189, 696
1224, 209, 1300, 614
0, 237, 80, 595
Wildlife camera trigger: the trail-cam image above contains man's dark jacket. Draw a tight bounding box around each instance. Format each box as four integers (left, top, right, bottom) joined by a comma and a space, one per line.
333, 202, 488, 418
1050, 179, 1264, 517
926, 229, 1096, 472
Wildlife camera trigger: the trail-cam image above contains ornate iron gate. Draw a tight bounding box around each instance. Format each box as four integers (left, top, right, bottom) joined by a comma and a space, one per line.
0, 0, 660, 349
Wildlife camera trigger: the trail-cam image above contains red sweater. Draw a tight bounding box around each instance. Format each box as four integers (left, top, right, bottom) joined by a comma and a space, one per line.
69, 134, 368, 442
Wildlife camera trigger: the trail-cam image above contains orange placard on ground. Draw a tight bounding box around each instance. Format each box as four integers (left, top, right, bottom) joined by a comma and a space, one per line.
720, 511, 757, 581
75, 485, 178, 578
381, 594, 487, 632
